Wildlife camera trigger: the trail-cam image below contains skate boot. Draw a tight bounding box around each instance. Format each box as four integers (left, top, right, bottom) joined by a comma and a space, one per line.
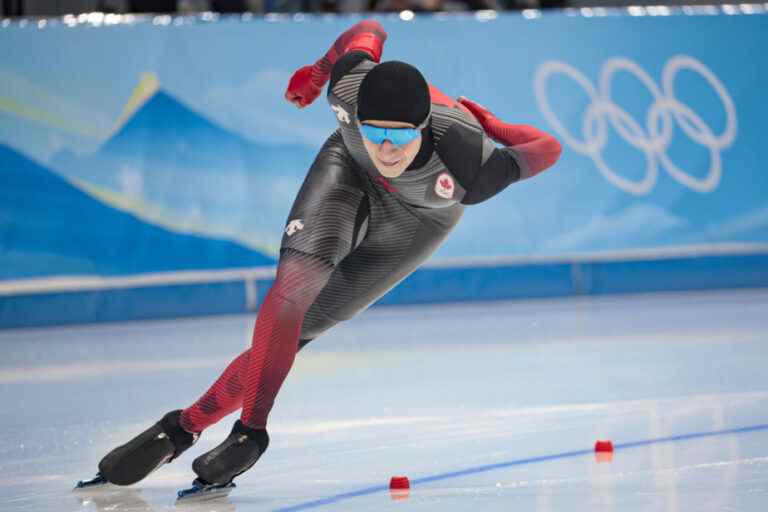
97, 410, 199, 486
192, 420, 269, 486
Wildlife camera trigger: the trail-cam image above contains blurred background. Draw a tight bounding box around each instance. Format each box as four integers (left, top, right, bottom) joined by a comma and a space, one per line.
0, 0, 753, 16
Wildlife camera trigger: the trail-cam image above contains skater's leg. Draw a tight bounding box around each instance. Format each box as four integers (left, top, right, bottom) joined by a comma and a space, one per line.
181, 133, 366, 435
191, 249, 334, 485
180, 250, 335, 435
92, 255, 335, 487
191, 134, 368, 484
239, 250, 334, 429
179, 349, 250, 433
234, 133, 367, 430
179, 336, 316, 434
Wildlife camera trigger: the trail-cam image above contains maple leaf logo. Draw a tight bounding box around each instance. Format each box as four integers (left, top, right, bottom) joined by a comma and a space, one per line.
434, 173, 455, 199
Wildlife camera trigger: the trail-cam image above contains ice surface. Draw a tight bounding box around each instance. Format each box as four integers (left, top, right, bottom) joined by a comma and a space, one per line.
1, 289, 767, 511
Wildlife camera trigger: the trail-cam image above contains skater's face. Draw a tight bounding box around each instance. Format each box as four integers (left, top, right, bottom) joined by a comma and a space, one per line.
360, 120, 422, 178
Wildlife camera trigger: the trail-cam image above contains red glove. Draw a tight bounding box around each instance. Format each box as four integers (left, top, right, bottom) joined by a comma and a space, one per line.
458, 96, 562, 178
285, 65, 322, 108
285, 20, 387, 109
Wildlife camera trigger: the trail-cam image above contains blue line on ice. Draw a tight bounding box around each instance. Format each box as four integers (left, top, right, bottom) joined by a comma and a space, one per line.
272, 423, 768, 512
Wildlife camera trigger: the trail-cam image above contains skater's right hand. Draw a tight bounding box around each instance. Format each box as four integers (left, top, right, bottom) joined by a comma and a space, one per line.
457, 96, 497, 132
285, 65, 322, 108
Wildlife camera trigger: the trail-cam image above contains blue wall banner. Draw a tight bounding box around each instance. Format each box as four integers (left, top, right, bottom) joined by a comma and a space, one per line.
1, 9, 767, 327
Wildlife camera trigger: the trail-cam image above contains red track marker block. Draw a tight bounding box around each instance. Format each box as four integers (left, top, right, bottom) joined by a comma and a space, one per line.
389, 475, 410, 490
595, 440, 614, 453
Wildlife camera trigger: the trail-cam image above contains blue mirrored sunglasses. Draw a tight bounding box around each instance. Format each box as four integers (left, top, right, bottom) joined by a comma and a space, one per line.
359, 124, 421, 146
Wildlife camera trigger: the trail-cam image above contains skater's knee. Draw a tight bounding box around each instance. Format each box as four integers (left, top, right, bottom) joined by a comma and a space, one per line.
270, 249, 335, 306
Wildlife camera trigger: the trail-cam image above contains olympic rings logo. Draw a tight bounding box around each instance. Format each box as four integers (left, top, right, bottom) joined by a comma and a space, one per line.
534, 56, 737, 195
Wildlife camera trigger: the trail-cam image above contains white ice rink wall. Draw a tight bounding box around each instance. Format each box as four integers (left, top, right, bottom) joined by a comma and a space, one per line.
1, 8, 768, 328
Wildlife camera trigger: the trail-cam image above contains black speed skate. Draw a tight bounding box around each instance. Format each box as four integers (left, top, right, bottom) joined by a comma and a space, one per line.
177, 420, 268, 501
76, 410, 198, 489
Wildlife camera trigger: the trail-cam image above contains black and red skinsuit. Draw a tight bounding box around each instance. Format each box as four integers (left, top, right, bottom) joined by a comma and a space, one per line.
179, 21, 561, 434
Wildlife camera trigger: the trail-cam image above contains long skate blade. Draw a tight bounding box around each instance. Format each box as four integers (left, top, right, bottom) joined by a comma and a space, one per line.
176, 480, 236, 502
74, 473, 109, 490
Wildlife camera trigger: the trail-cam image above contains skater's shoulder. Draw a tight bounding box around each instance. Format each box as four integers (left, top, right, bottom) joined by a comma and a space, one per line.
432, 108, 487, 172
329, 52, 376, 91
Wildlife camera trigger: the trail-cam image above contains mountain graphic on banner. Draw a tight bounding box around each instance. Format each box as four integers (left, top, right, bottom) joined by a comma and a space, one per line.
111, 72, 161, 135
50, 79, 316, 253
0, 144, 275, 280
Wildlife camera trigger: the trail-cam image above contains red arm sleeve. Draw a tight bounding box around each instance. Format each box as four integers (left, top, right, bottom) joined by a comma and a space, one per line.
308, 20, 387, 91
491, 124, 562, 179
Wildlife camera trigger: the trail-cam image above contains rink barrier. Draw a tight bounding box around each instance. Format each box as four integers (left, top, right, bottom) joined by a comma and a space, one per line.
1, 246, 767, 329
